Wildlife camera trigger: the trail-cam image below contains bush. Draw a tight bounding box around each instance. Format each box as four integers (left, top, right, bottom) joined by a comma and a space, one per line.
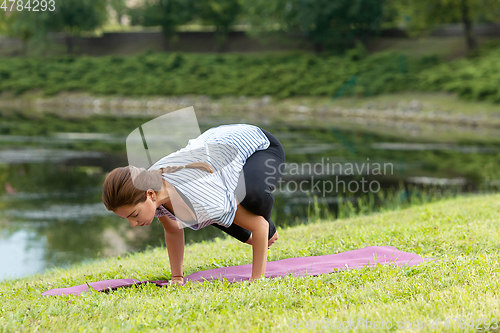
0, 51, 439, 99
418, 48, 500, 102
3, 46, 498, 103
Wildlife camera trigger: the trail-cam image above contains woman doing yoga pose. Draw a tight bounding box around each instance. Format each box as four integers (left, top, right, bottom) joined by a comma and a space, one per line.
102, 124, 286, 284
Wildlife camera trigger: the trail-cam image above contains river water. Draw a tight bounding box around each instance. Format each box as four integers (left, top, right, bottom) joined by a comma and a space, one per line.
0, 108, 499, 281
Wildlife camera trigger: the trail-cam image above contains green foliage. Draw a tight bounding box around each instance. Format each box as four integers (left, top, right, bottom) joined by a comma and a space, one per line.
0, 11, 5, 35
243, 0, 386, 52
345, 41, 369, 61
128, 0, 195, 44
3, 0, 108, 39
241, 0, 291, 33
108, 0, 128, 24
48, 0, 108, 36
1, 7, 49, 44
128, 0, 245, 49
294, 0, 387, 51
418, 46, 500, 102
194, 0, 243, 49
392, 0, 500, 36
2, 0, 109, 54
0, 51, 438, 98
388, 0, 500, 52
5, 42, 500, 103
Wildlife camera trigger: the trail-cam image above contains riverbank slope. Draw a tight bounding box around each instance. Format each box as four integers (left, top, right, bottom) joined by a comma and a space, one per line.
1, 193, 499, 332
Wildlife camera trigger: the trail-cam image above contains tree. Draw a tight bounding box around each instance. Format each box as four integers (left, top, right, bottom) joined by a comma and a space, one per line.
295, 0, 386, 52
0, 10, 7, 35
47, 0, 109, 54
109, 0, 128, 25
1, 9, 47, 55
243, 0, 386, 53
2, 0, 113, 55
128, 0, 195, 50
390, 0, 500, 51
194, 0, 243, 52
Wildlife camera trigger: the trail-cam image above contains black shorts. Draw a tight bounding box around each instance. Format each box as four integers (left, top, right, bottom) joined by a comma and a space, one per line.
211, 127, 286, 242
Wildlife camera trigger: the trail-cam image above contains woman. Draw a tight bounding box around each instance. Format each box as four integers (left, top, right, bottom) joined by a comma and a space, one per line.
102, 124, 286, 284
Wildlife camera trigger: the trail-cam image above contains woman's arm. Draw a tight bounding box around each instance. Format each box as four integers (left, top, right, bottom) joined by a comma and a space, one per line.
231, 204, 269, 281
158, 215, 185, 284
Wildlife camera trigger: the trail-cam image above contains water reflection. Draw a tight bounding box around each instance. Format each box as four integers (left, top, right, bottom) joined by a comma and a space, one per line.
0, 229, 46, 281
0, 133, 122, 144
371, 142, 499, 153
0, 110, 499, 282
6, 203, 112, 221
0, 148, 104, 164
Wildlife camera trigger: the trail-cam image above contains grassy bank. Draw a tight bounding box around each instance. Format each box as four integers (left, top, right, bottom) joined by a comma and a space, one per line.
2, 90, 500, 133
0, 50, 440, 98
1, 194, 499, 332
2, 41, 500, 103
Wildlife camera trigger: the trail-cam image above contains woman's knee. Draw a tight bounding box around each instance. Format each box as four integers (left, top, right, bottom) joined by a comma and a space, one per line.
240, 187, 274, 217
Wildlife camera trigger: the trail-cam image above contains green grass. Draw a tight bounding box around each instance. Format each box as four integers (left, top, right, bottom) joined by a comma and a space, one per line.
1, 194, 500, 332
331, 91, 500, 117
265, 91, 500, 118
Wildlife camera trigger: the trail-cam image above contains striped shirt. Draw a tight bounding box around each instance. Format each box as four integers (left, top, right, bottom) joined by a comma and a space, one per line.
148, 124, 270, 230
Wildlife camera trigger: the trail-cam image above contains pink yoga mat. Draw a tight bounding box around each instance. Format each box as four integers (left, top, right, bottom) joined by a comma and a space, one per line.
42, 246, 436, 296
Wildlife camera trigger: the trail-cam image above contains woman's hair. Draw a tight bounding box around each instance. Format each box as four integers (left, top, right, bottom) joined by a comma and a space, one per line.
102, 162, 213, 211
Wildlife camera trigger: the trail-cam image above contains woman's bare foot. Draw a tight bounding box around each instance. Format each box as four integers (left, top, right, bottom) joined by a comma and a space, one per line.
245, 231, 279, 248
268, 231, 279, 248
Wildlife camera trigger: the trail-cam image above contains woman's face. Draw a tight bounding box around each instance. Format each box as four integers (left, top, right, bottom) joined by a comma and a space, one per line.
114, 193, 157, 228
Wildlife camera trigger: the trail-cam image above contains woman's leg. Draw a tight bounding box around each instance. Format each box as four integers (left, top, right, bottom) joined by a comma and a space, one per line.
210, 222, 252, 243
235, 128, 286, 241
209, 170, 275, 244
211, 128, 286, 244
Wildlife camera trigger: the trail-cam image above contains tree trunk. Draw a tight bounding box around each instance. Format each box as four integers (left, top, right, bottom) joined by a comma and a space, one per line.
161, 32, 169, 51
460, 0, 477, 51
65, 34, 73, 55
314, 42, 324, 54
162, 26, 178, 51
361, 31, 371, 50
117, 11, 124, 25
214, 26, 229, 53
22, 40, 28, 56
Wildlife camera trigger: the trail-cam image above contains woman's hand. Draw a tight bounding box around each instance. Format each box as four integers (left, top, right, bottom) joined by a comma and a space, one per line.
159, 216, 186, 287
